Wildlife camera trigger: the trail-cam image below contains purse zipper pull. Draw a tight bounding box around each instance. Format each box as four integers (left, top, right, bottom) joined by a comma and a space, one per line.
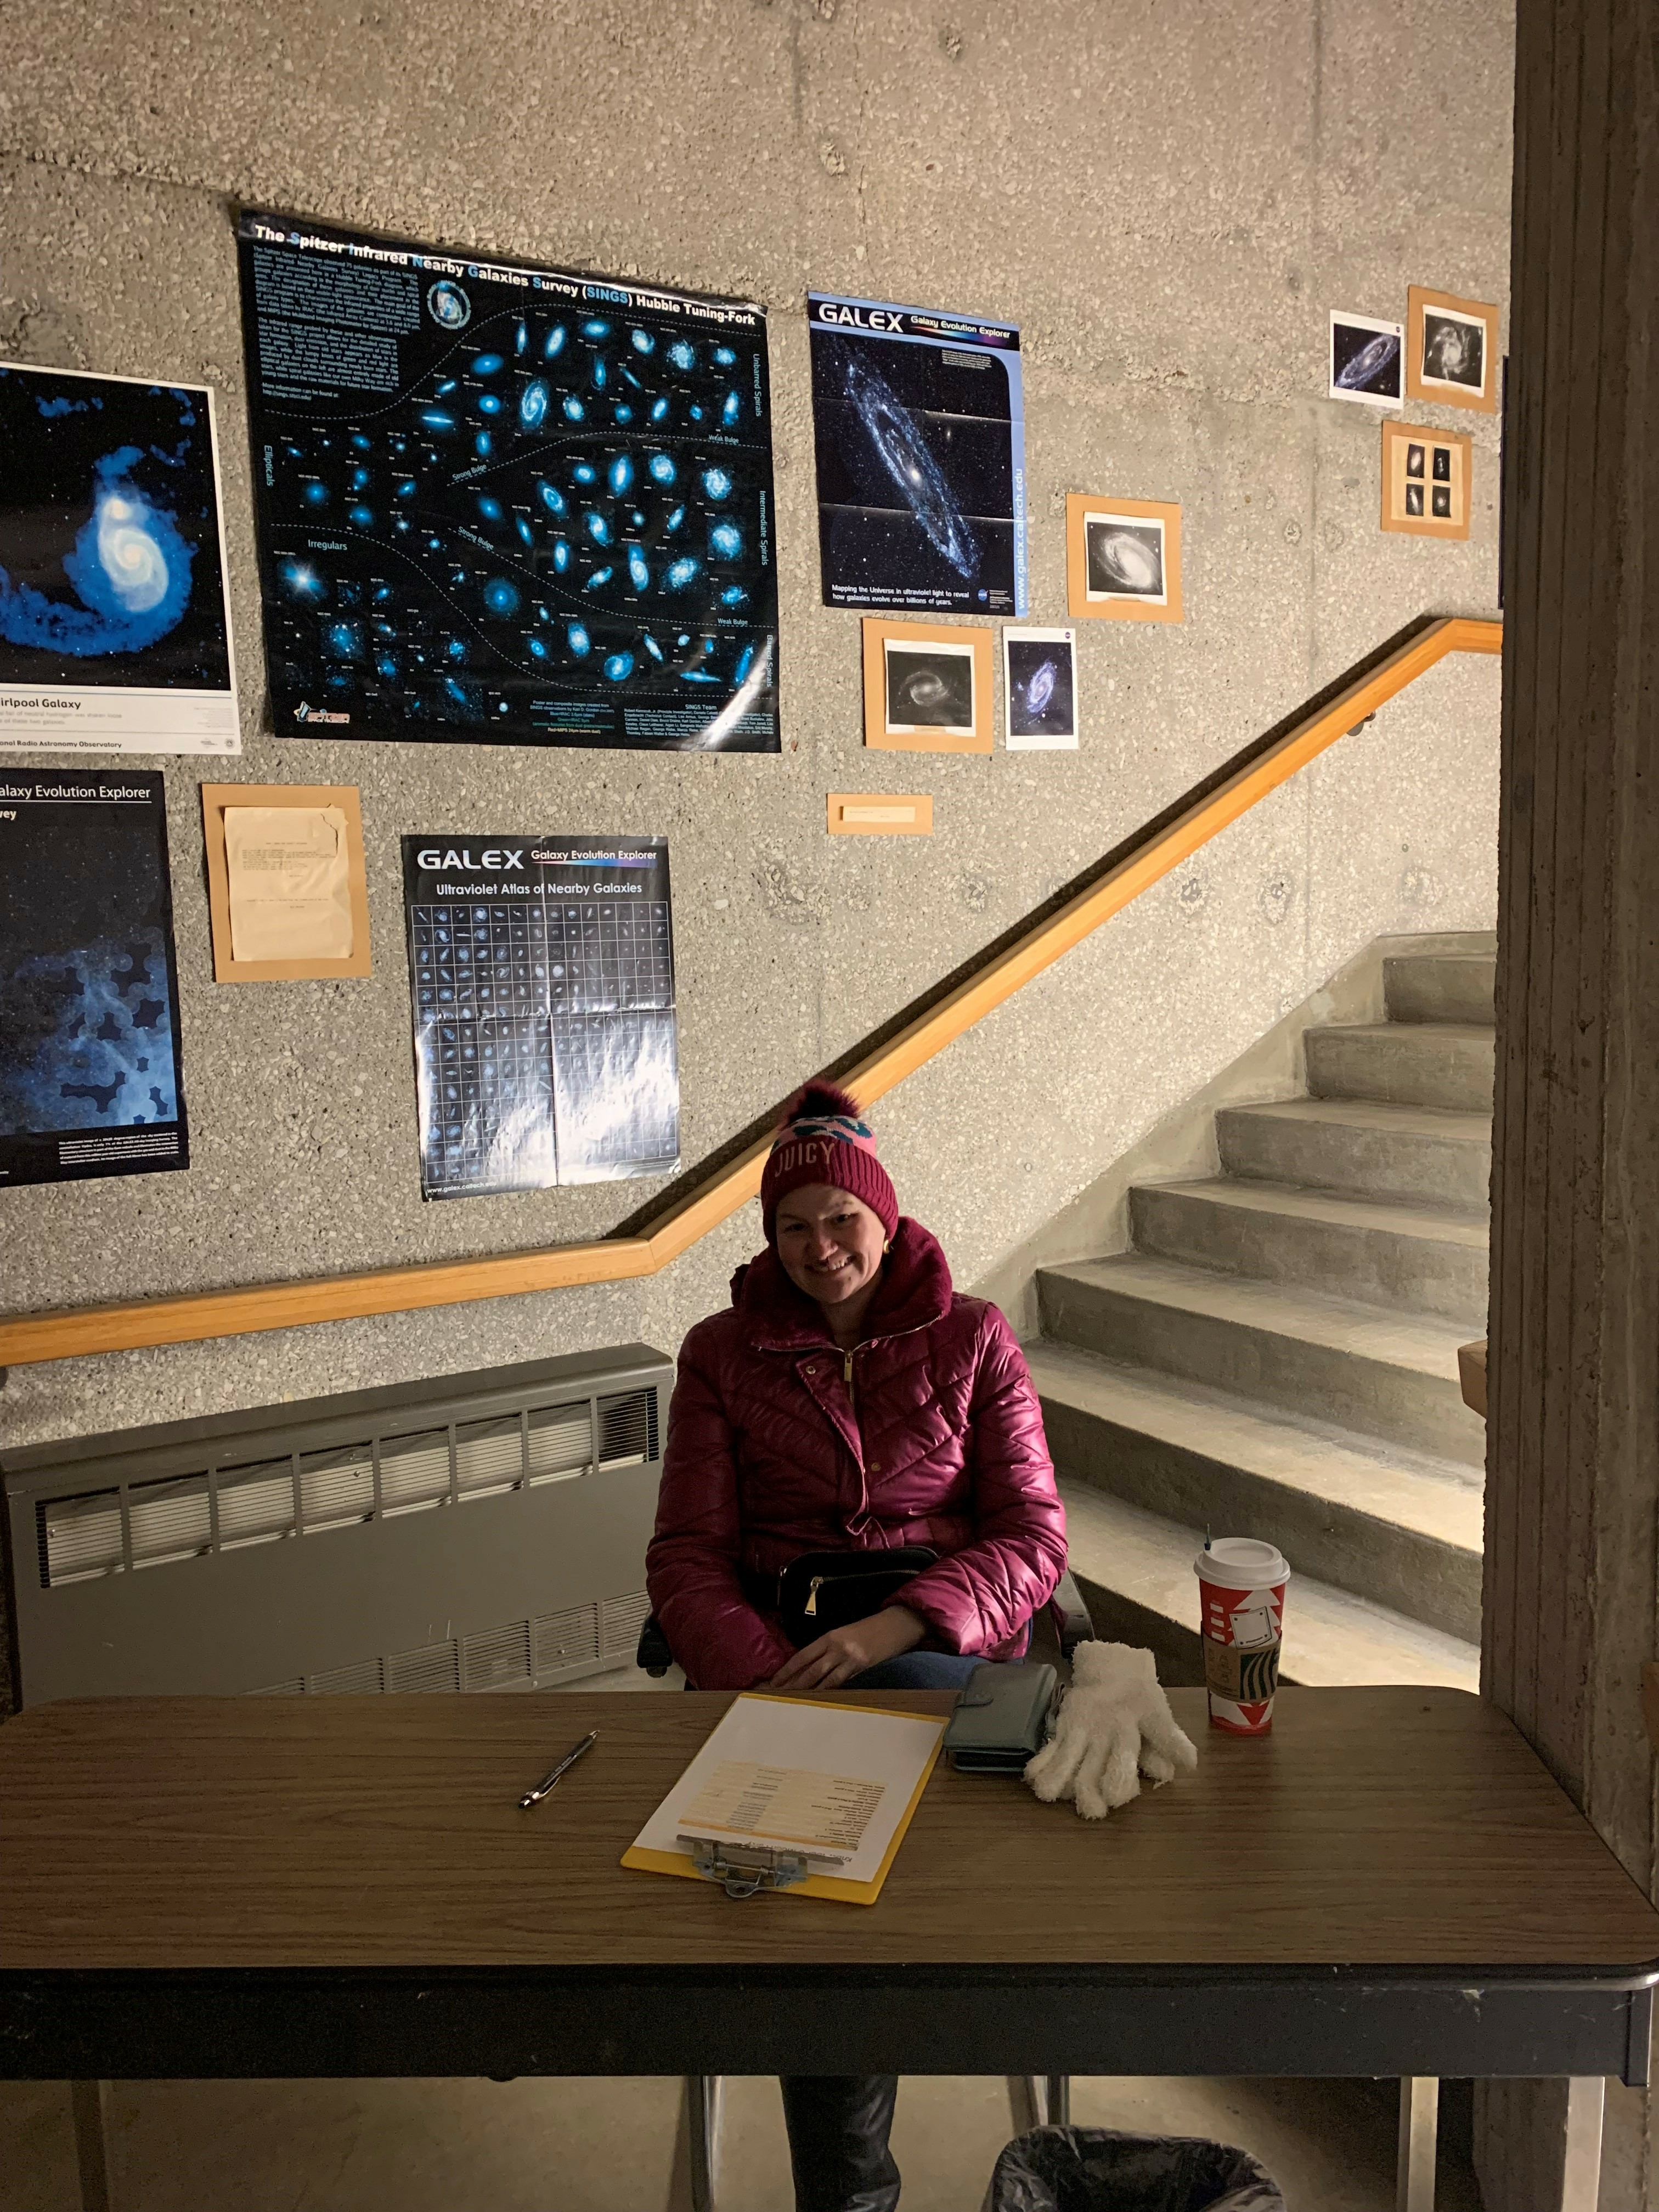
805, 1575, 826, 1617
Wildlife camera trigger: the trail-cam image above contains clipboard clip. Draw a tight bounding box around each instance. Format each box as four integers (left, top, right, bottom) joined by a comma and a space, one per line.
687, 1839, 813, 1899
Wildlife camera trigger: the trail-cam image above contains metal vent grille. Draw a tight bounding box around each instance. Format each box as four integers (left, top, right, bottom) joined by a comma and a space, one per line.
387, 1638, 461, 1695
246, 1590, 648, 1697
33, 1386, 660, 1590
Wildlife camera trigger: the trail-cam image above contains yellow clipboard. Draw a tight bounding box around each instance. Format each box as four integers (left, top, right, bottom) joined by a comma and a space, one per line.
621, 1691, 947, 1905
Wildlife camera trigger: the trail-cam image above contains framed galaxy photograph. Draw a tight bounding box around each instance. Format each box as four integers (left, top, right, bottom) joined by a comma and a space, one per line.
1380, 420, 1471, 539
0, 363, 238, 754
238, 211, 778, 752
1328, 311, 1404, 409
1003, 625, 1077, 750
0, 769, 189, 1187
808, 291, 1026, 618
861, 618, 992, 754
1066, 494, 1183, 624
1406, 286, 1498, 413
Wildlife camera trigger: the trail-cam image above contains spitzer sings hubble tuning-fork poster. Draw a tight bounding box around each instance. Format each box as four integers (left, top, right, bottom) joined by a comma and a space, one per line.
807, 292, 1027, 617
238, 212, 779, 752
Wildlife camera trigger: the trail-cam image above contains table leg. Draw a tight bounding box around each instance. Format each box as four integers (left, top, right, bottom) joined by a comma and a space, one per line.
667, 2075, 722, 2212
70, 2081, 113, 2212
1396, 2076, 1438, 2212
1008, 2077, 1044, 2135
1560, 2077, 1605, 2212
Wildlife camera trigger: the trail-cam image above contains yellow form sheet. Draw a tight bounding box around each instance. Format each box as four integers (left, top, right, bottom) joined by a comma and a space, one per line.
624, 1692, 946, 1904
224, 805, 353, 962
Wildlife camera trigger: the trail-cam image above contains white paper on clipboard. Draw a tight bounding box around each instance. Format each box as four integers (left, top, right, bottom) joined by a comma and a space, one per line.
631, 1693, 946, 1888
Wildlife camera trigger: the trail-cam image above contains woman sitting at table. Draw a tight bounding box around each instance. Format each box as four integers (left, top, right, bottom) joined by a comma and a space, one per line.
647, 1080, 1066, 2212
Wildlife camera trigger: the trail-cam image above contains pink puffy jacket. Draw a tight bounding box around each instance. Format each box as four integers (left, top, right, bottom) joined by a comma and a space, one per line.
646, 1217, 1068, 1690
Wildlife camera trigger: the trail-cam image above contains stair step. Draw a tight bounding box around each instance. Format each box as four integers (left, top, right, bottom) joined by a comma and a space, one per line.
1058, 1477, 1480, 1693
1306, 1022, 1494, 1111
1130, 1177, 1489, 1327
1036, 1254, 1485, 1468
1216, 1096, 1491, 1207
1385, 952, 1496, 1026
1031, 1340, 1482, 1640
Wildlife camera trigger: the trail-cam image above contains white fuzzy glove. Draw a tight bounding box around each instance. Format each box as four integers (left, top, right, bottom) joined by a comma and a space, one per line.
1023, 1641, 1198, 1819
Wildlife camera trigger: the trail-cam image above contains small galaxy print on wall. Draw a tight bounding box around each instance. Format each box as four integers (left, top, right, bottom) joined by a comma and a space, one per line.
238, 213, 778, 752
0, 770, 189, 1188
1003, 627, 1077, 751
807, 292, 1026, 617
0, 364, 238, 754
1327, 311, 1404, 410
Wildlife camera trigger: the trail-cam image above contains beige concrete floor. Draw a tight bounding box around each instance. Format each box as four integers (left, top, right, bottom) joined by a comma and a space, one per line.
1, 2071, 1484, 2211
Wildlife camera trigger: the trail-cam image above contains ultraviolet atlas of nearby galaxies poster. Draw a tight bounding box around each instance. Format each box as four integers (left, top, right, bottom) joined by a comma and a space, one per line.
0, 363, 239, 754
238, 212, 779, 752
402, 833, 679, 1201
808, 291, 1026, 617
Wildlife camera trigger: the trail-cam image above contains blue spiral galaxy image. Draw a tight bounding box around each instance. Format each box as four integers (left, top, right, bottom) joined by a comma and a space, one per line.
0, 366, 233, 691
1005, 633, 1076, 742
1328, 315, 1404, 405
807, 291, 1026, 616
0, 772, 189, 1188
239, 213, 778, 752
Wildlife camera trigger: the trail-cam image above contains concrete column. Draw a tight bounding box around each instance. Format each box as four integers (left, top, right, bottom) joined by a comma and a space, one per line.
1481, 0, 1659, 2204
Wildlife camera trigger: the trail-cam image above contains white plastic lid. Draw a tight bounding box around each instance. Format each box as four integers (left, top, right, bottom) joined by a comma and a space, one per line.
1193, 1536, 1291, 1588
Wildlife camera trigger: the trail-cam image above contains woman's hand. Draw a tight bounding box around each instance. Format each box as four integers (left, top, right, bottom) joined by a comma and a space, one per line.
768, 1604, 927, 1693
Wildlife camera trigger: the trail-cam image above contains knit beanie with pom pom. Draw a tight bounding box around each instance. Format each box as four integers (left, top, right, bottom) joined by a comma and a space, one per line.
759, 1080, 899, 1243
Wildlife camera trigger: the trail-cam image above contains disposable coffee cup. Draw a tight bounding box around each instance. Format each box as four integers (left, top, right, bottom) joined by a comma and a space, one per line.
1193, 1537, 1291, 1734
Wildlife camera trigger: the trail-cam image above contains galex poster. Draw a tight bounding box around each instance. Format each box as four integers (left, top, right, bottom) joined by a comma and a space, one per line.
239, 212, 778, 752
807, 291, 1026, 618
0, 769, 190, 1186
402, 833, 678, 1200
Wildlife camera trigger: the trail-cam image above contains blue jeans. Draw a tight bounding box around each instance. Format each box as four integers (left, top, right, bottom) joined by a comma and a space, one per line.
845, 1650, 982, 1691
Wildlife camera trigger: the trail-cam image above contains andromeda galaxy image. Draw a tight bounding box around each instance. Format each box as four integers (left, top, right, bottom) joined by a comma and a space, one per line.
1328, 314, 1404, 408
0, 771, 189, 1188
808, 291, 1026, 616
0, 364, 237, 750
239, 214, 777, 752
402, 834, 677, 1199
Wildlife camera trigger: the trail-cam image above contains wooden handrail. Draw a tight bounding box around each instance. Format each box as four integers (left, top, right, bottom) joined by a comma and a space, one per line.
0, 614, 1501, 1367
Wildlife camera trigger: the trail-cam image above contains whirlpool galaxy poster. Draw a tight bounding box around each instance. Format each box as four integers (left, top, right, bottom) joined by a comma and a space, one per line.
808, 292, 1026, 617
403, 834, 678, 1200
239, 213, 778, 751
0, 770, 189, 1187
0, 363, 239, 754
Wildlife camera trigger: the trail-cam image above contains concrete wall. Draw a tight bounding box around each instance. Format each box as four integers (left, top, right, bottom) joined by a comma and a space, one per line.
0, 0, 1510, 1466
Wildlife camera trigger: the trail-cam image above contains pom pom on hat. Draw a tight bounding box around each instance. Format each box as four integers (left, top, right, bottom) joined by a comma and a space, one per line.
760, 1079, 899, 1241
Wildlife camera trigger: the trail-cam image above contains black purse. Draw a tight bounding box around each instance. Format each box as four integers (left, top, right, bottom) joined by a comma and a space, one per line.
774, 1547, 938, 1647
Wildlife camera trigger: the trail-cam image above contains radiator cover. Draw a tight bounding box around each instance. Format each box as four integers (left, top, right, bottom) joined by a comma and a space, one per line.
1, 1343, 672, 1708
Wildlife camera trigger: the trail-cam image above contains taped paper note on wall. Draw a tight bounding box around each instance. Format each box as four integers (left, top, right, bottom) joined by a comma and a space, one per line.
224, 806, 353, 963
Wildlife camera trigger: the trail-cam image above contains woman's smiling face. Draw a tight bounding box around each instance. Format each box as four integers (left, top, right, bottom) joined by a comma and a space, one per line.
774, 1183, 887, 1310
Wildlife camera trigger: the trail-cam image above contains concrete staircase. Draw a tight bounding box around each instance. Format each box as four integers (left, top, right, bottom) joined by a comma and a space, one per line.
1030, 940, 1493, 1691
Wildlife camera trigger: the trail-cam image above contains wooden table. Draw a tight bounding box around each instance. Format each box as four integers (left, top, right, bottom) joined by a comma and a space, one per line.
3, 1685, 1656, 2212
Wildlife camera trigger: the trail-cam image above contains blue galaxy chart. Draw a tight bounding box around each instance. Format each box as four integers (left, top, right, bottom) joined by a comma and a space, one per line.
0, 364, 238, 754
808, 292, 1026, 616
238, 214, 778, 751
403, 834, 678, 1200
0, 770, 189, 1187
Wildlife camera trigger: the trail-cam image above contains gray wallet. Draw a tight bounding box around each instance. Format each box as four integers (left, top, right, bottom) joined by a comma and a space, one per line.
942, 1660, 1059, 1773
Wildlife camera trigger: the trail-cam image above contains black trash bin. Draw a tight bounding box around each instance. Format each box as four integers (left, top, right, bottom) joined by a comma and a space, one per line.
983, 2126, 1286, 2212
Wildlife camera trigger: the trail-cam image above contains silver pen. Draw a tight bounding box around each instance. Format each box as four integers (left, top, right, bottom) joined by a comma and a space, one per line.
518, 1728, 599, 1808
